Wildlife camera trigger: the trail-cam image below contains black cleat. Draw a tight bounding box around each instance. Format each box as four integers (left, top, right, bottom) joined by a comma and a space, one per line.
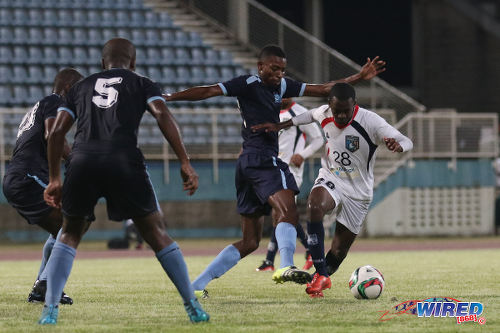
27, 280, 73, 305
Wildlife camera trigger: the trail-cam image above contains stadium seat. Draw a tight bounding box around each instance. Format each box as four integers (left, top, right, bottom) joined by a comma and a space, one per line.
220, 67, 235, 80
58, 9, 73, 26
88, 28, 102, 44
174, 31, 189, 47
101, 11, 115, 27
174, 48, 191, 65
159, 12, 174, 28
43, 27, 58, 45
145, 29, 160, 46
144, 11, 158, 28
102, 28, 116, 43
28, 8, 42, 25
43, 9, 58, 25
43, 65, 57, 83
28, 27, 43, 45
27, 65, 43, 84
147, 66, 162, 83
175, 67, 190, 85
58, 28, 73, 45
42, 47, 58, 65
135, 48, 147, 65
116, 11, 129, 25
13, 8, 27, 26
0, 46, 12, 64
188, 32, 204, 47
58, 46, 73, 64
87, 10, 100, 26
204, 49, 218, 65
27, 46, 43, 65
0, 85, 13, 105
88, 47, 101, 64
190, 67, 205, 84
73, 28, 87, 45
12, 85, 28, 105
191, 48, 205, 65
131, 30, 145, 45
0, 8, 11, 25
28, 86, 44, 104
219, 49, 234, 65
159, 47, 175, 65
0, 27, 12, 44
204, 67, 220, 82
73, 47, 88, 64
72, 10, 87, 27
159, 30, 175, 47
161, 67, 176, 84
130, 12, 145, 27
0, 66, 12, 83
146, 48, 160, 65
13, 27, 28, 44
13, 46, 29, 65
116, 28, 131, 40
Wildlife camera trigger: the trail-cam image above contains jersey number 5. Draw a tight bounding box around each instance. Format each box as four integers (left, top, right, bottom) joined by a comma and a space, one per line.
92, 77, 123, 108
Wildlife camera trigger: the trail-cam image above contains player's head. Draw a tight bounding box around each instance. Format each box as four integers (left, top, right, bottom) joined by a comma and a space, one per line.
257, 45, 287, 86
280, 98, 294, 110
328, 83, 356, 127
53, 68, 83, 96
101, 38, 136, 71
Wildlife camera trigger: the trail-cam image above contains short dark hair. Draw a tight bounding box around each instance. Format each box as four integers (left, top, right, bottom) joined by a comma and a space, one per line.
102, 38, 136, 66
328, 82, 356, 101
53, 68, 83, 91
258, 44, 286, 60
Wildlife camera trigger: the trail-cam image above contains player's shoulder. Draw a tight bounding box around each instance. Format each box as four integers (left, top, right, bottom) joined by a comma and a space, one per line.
310, 104, 330, 119
356, 107, 386, 124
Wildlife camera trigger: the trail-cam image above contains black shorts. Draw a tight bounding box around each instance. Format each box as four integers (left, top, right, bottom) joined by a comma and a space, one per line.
2, 172, 53, 225
62, 150, 159, 221
235, 153, 299, 215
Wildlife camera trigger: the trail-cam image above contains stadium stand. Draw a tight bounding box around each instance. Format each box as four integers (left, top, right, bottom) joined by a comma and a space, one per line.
0, 0, 247, 149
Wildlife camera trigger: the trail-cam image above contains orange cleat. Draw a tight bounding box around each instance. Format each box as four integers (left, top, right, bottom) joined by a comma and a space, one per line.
305, 273, 331, 298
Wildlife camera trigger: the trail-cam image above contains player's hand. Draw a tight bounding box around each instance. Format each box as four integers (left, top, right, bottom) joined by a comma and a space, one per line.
251, 123, 280, 133
384, 137, 403, 152
290, 154, 304, 167
44, 180, 62, 209
359, 56, 386, 80
180, 162, 199, 196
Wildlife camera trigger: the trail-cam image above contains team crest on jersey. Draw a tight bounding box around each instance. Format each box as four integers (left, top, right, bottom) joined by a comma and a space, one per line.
274, 93, 281, 104
345, 135, 359, 152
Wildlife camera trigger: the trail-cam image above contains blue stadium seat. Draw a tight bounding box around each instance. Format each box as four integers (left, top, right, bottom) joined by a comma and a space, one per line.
175, 67, 190, 85
87, 10, 100, 26
144, 11, 158, 28
204, 49, 218, 65
83, 0, 101, 9
42, 47, 57, 64
13, 46, 29, 64
58, 9, 73, 26
43, 9, 57, 25
72, 10, 87, 27
174, 31, 189, 47
160, 30, 175, 46
204, 67, 219, 82
58, 28, 73, 45
88, 47, 101, 64
28, 86, 44, 104
102, 28, 115, 42
145, 29, 160, 46
116, 11, 129, 25
13, 8, 27, 26
13, 27, 28, 44
161, 67, 176, 84
27, 65, 43, 84
191, 48, 204, 65
58, 46, 73, 64
188, 32, 204, 47
73, 47, 88, 64
0, 27, 12, 44
88, 28, 101, 44
28, 27, 43, 44
190, 67, 205, 84
130, 11, 145, 27
101, 11, 115, 26
0, 8, 11, 25
131, 29, 145, 45
27, 46, 43, 65
146, 48, 160, 65
0, 66, 12, 83
0, 46, 12, 64
135, 48, 147, 65
43, 65, 57, 83
159, 47, 175, 65
159, 12, 173, 28
73, 28, 87, 45
220, 67, 234, 81
195, 124, 211, 138
28, 8, 42, 25
116, 28, 131, 40
0, 85, 13, 105
12, 85, 28, 105
219, 49, 234, 65
147, 66, 162, 83
174, 48, 191, 65
43, 27, 57, 44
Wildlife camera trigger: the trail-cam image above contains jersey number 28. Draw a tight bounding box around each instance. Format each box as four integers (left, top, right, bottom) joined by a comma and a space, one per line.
92, 77, 123, 108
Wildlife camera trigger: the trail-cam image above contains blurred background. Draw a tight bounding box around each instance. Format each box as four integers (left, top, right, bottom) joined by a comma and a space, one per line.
0, 0, 498, 243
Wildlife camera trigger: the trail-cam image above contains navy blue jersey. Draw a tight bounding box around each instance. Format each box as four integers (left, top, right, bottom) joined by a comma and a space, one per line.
59, 68, 163, 153
219, 75, 305, 155
8, 94, 61, 176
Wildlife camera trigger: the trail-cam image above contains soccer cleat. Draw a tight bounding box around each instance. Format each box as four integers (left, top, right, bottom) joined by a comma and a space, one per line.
38, 304, 58, 325
272, 266, 312, 284
302, 254, 313, 270
28, 280, 73, 305
184, 299, 210, 323
256, 260, 274, 272
305, 273, 331, 298
194, 289, 209, 299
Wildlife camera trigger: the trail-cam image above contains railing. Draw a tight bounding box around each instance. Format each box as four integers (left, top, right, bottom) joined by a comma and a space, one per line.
374, 111, 499, 187
186, 0, 426, 119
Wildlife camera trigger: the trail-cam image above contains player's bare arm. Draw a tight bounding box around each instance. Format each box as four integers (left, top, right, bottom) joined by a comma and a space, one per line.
303, 56, 386, 97
148, 99, 199, 195
45, 117, 71, 160
251, 118, 294, 133
45, 111, 74, 208
163, 84, 223, 101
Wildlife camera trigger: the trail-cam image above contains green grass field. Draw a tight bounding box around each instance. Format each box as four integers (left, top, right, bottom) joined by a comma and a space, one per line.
0, 243, 498, 332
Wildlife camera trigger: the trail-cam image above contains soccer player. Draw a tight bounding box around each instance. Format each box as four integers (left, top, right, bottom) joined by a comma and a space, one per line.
2, 68, 83, 305
251, 83, 413, 297
164, 45, 385, 297
256, 98, 324, 272
39, 38, 209, 324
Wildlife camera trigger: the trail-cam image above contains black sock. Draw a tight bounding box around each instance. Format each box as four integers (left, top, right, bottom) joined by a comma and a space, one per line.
295, 223, 308, 250
306, 221, 327, 276
265, 227, 278, 263
325, 250, 343, 276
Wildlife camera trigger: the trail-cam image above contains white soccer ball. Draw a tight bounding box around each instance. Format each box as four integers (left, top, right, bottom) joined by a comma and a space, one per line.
348, 265, 385, 299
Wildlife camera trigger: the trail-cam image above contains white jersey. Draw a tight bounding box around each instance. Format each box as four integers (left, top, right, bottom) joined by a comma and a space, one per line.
278, 102, 323, 186
303, 104, 413, 200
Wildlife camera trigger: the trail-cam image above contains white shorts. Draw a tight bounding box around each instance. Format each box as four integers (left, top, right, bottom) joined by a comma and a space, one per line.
289, 164, 304, 188
311, 168, 371, 234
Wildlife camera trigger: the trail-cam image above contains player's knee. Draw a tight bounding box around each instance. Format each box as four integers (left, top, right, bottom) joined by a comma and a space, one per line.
275, 206, 298, 224
307, 197, 327, 221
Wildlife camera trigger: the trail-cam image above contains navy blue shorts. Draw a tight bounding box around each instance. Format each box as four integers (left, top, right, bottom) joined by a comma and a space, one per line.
62, 150, 159, 221
2, 171, 53, 224
235, 153, 299, 215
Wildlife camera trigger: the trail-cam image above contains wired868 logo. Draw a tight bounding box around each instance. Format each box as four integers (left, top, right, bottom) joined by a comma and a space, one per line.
379, 297, 486, 325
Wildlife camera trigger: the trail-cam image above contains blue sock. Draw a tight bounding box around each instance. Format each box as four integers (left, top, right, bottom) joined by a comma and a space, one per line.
295, 223, 309, 250
37, 234, 56, 281
192, 244, 240, 291
265, 227, 278, 263
156, 242, 195, 304
307, 221, 327, 276
45, 241, 76, 306
275, 222, 296, 268
39, 229, 62, 281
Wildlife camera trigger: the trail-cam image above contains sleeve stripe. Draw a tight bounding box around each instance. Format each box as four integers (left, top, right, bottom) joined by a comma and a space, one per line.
218, 82, 228, 96
147, 96, 166, 104
298, 83, 306, 97
57, 107, 75, 120
280, 78, 287, 98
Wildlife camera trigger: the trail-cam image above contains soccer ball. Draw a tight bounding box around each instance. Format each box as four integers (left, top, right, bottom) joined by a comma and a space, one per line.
348, 265, 385, 299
